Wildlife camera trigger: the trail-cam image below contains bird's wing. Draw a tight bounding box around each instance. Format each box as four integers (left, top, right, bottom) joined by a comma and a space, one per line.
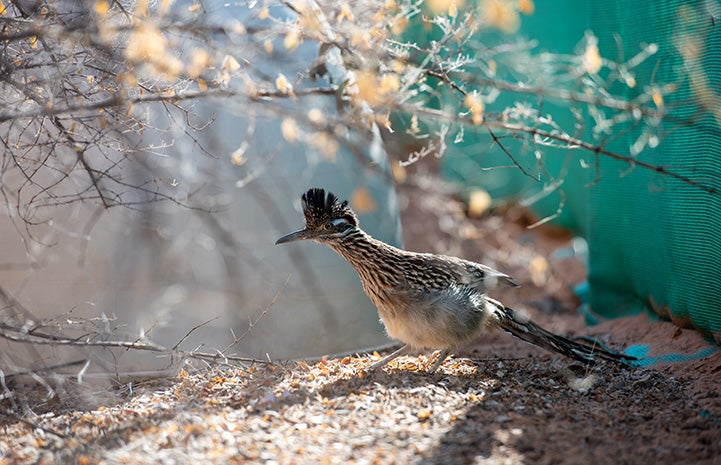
459, 260, 520, 290
400, 254, 519, 292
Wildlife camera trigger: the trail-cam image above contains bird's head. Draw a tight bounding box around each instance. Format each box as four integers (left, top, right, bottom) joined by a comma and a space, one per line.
275, 188, 359, 245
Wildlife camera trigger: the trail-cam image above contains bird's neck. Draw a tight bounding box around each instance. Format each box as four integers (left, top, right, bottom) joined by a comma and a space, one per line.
325, 228, 403, 288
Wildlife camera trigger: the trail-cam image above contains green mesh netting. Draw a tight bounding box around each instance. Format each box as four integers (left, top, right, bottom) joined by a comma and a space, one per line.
576, 1, 721, 343
419, 1, 721, 343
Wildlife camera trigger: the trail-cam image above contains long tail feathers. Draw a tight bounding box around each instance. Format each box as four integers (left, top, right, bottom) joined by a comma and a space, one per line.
491, 300, 636, 365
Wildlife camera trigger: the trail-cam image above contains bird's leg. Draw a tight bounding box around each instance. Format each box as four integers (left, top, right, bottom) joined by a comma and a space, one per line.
368, 345, 410, 371
427, 349, 451, 373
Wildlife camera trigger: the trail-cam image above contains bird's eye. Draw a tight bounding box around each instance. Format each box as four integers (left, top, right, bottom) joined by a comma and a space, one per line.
323, 222, 334, 230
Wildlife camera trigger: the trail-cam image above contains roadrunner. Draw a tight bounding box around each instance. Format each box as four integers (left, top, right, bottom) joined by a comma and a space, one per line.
276, 188, 635, 371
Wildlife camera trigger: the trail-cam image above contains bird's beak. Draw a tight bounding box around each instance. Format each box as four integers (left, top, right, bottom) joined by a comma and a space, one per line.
275, 228, 314, 245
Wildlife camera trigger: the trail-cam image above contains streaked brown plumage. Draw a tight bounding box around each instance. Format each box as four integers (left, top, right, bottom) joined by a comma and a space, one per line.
276, 188, 635, 371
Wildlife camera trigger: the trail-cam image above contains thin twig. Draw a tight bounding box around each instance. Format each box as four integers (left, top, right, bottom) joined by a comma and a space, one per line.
172, 317, 220, 351
220, 275, 291, 354
397, 103, 720, 196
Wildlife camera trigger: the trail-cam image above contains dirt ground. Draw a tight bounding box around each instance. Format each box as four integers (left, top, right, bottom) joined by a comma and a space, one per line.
1, 178, 720, 464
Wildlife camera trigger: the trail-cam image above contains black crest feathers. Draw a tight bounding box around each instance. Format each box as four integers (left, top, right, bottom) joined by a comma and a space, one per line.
301, 188, 358, 228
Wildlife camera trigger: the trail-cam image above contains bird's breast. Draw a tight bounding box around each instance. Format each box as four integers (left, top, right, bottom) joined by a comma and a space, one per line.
367, 285, 492, 350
